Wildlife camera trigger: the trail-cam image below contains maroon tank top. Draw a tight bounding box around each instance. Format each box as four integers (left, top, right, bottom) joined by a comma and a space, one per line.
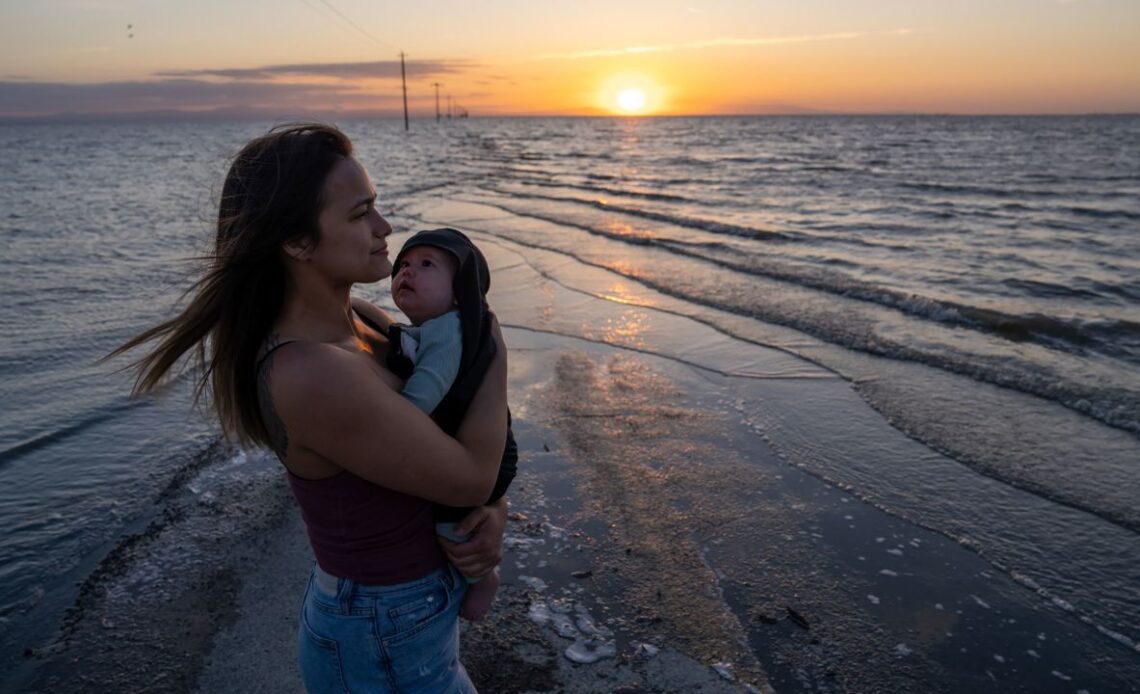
257, 333, 445, 586
287, 469, 446, 584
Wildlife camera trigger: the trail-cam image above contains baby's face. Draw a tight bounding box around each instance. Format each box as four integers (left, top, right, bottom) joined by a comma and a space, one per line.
391, 245, 458, 325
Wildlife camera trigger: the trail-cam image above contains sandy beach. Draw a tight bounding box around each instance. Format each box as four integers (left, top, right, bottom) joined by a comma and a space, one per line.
10, 210, 1138, 693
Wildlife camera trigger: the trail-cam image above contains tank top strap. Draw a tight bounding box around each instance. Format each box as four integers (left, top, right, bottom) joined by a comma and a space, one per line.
255, 338, 299, 373
258, 307, 384, 373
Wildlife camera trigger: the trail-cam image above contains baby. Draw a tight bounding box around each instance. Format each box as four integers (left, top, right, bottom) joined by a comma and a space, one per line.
387, 227, 517, 621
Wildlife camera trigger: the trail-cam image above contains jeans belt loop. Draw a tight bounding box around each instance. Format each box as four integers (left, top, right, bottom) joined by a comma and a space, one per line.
337, 575, 356, 615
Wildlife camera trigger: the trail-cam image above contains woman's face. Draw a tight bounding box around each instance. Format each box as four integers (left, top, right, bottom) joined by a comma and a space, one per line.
310, 157, 393, 284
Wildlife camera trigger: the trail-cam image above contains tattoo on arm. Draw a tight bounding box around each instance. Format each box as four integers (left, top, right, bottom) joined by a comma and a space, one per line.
257, 334, 290, 458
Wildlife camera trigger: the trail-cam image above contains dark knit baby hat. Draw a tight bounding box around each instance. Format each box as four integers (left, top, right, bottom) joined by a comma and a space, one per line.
394, 227, 490, 296
392, 228, 495, 429
394, 227, 490, 371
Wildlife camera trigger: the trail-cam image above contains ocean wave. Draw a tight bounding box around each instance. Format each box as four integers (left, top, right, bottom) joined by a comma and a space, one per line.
1094, 279, 1140, 302
657, 155, 718, 168
501, 176, 694, 204
1000, 277, 1108, 301
385, 181, 452, 199
463, 197, 1140, 435
561, 151, 606, 159
800, 164, 861, 173
474, 190, 1139, 366
0, 367, 199, 468
485, 186, 787, 240
0, 400, 146, 468
713, 154, 804, 166
767, 274, 1140, 365
900, 181, 1048, 198
1063, 205, 1140, 221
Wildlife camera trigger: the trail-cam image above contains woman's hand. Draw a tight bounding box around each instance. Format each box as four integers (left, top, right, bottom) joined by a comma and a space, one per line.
439, 497, 508, 579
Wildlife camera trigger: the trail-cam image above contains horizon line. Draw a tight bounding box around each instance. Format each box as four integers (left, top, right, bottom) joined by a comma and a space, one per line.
3, 108, 1138, 126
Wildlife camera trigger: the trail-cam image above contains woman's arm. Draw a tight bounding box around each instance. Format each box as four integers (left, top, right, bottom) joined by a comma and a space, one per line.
268, 330, 508, 506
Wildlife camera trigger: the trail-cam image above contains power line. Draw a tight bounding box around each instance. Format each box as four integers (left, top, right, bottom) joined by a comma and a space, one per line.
298, 0, 392, 49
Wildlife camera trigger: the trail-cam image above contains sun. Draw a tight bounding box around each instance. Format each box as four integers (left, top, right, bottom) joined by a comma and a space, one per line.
616, 88, 647, 114
598, 73, 665, 115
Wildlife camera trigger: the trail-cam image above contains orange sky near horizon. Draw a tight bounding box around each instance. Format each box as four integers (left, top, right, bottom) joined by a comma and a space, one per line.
1, 0, 1138, 119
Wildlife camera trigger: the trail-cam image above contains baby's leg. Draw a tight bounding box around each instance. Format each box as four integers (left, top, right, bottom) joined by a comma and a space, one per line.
459, 569, 499, 622
436, 522, 500, 621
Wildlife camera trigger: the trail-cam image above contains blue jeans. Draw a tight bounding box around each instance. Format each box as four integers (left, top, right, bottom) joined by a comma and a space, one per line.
297, 562, 474, 693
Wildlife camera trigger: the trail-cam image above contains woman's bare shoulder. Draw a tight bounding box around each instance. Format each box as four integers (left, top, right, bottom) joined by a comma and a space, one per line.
266, 340, 390, 399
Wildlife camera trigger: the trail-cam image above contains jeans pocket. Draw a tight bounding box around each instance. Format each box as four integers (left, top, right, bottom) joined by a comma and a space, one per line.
386, 577, 452, 642
298, 590, 349, 693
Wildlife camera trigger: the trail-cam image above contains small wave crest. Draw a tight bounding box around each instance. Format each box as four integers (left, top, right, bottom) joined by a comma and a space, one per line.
487, 186, 787, 241
501, 176, 694, 204
0, 399, 147, 469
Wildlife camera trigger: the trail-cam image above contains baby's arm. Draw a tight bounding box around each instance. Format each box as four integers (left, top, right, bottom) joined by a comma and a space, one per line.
401, 311, 462, 413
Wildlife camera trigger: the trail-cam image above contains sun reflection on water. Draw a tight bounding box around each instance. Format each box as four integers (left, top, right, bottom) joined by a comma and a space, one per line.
583, 307, 652, 350
600, 280, 655, 308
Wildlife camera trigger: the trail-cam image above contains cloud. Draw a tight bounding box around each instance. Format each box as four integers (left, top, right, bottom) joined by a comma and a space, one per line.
0, 58, 484, 119
527, 29, 910, 61
0, 78, 375, 118
156, 59, 474, 81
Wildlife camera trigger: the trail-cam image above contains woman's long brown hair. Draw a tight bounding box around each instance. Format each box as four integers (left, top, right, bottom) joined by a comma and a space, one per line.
109, 123, 353, 447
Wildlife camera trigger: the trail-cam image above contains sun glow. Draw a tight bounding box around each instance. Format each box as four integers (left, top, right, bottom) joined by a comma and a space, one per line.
599, 73, 665, 115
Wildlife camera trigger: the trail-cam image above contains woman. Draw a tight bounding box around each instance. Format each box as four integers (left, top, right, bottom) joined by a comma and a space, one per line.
114, 123, 508, 692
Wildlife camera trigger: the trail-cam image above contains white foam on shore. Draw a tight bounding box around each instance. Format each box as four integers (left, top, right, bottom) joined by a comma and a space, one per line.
527, 600, 578, 638
711, 662, 735, 681
564, 638, 617, 664
528, 598, 618, 664
504, 536, 546, 551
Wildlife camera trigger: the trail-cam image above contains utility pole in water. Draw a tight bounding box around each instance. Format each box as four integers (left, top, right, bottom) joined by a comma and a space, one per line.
399, 51, 409, 131
432, 82, 442, 122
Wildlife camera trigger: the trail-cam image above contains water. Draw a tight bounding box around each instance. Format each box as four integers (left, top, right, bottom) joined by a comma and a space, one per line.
1, 116, 1138, 681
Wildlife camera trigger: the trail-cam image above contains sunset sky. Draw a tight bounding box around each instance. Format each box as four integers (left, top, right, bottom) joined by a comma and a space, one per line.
1, 0, 1138, 120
